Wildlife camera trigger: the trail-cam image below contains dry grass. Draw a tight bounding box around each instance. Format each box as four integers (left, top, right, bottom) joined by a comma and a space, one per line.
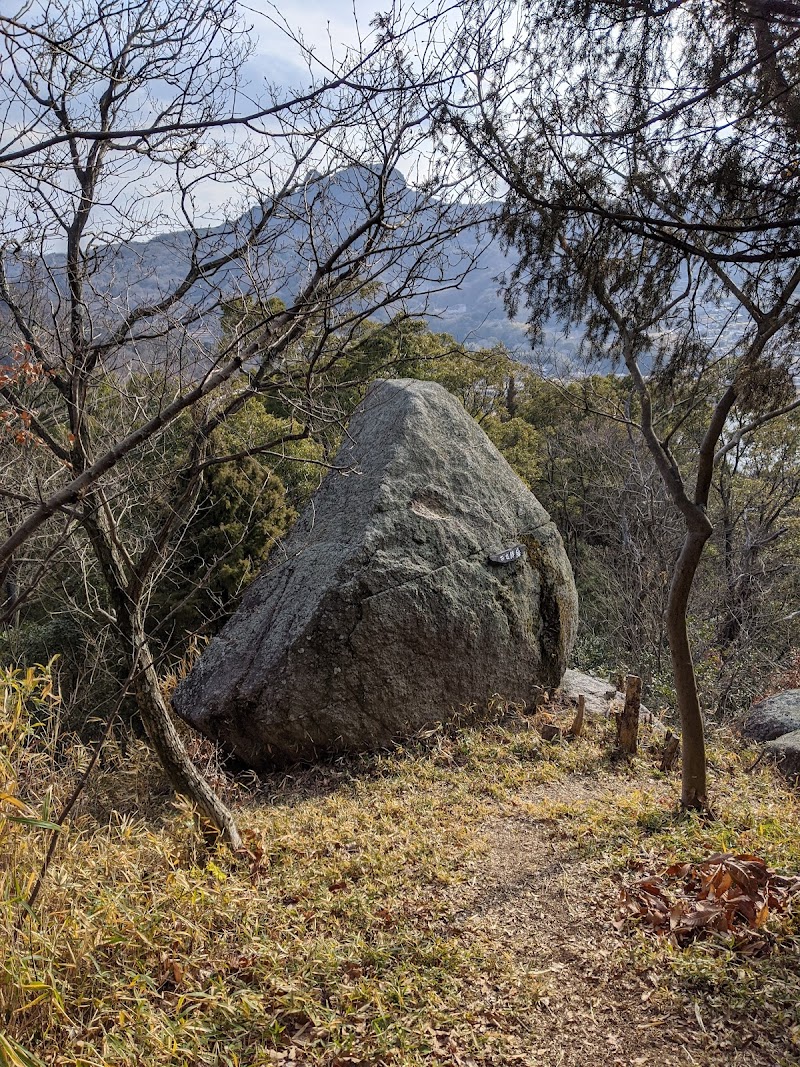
2, 673, 800, 1066
513, 736, 800, 1063
0, 691, 591, 1067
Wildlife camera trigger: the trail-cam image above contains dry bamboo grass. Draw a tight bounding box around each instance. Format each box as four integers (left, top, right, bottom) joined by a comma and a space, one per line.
2, 665, 800, 1065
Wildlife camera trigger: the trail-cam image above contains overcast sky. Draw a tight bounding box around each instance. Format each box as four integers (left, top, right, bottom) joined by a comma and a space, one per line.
0, 0, 441, 234
246, 1, 389, 91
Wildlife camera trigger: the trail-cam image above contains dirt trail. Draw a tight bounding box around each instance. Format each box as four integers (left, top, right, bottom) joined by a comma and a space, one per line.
454, 777, 777, 1067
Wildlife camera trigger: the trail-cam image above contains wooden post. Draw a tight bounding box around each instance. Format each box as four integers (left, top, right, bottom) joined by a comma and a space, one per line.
660, 730, 680, 772
569, 694, 585, 738
616, 674, 641, 756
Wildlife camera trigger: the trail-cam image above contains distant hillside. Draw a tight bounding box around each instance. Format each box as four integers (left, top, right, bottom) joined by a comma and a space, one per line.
38, 167, 538, 354
13, 166, 747, 370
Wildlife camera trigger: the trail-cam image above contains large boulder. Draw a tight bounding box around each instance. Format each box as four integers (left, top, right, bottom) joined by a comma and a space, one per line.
740, 690, 800, 743
174, 378, 578, 769
764, 730, 800, 779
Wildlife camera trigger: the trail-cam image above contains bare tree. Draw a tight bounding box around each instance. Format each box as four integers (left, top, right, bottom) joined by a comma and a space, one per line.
0, 0, 481, 845
444, 0, 800, 809
0, 0, 419, 166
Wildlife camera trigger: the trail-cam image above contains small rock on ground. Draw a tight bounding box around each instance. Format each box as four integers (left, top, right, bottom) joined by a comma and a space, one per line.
764, 727, 800, 778
741, 690, 800, 743
558, 668, 662, 730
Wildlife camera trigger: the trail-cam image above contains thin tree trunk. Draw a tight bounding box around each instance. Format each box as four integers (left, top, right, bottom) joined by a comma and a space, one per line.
82, 507, 243, 850
130, 616, 243, 850
666, 526, 711, 809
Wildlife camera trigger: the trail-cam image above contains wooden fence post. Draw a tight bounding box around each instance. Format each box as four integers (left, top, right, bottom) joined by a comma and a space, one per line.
569, 694, 585, 738
660, 730, 680, 772
616, 675, 641, 756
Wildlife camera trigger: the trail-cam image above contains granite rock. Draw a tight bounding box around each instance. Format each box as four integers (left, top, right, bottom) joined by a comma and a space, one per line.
741, 690, 800, 743
174, 378, 578, 768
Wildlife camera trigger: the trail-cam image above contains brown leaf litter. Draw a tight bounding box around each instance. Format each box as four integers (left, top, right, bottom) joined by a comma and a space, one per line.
448, 775, 798, 1067
616, 852, 800, 952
